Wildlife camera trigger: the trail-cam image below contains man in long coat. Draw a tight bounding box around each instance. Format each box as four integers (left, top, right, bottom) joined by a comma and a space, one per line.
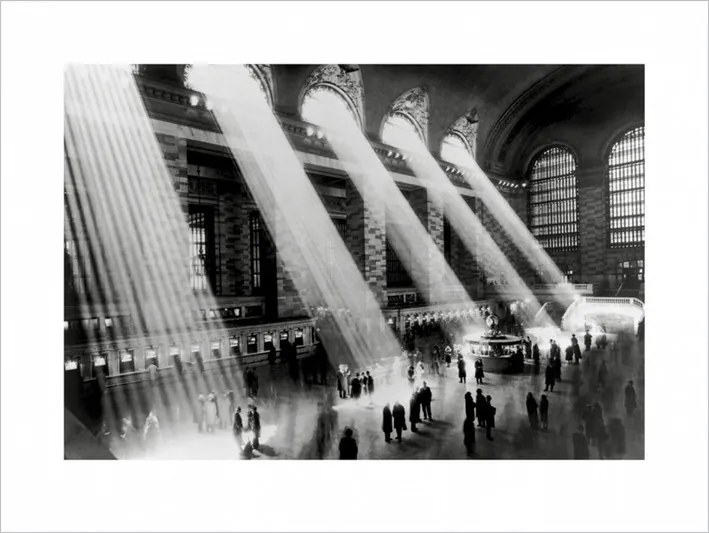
419, 381, 433, 420
624, 380, 637, 416
475, 389, 487, 427
382, 403, 393, 442
544, 364, 555, 392
409, 390, 422, 432
392, 401, 406, 441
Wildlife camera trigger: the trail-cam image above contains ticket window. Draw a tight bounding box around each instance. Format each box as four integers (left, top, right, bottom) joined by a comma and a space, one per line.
229, 337, 240, 357
246, 335, 258, 354
119, 349, 135, 373
191, 344, 204, 373
294, 328, 304, 347
145, 348, 159, 369
279, 331, 289, 345
169, 345, 183, 372
93, 352, 109, 377
211, 340, 222, 359
264, 333, 274, 352
64, 358, 80, 373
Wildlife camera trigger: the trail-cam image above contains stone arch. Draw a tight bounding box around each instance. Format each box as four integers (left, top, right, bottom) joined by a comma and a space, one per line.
442, 108, 479, 162
299, 64, 364, 129
381, 86, 430, 145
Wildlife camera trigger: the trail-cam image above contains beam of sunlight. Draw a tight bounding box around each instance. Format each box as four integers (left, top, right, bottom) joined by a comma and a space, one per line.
382, 119, 555, 328
188, 64, 404, 372
453, 150, 577, 306
294, 88, 484, 332
65, 64, 247, 458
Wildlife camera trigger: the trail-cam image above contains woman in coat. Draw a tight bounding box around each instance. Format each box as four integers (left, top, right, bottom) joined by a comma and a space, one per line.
382, 403, 393, 442
457, 356, 467, 384
474, 358, 484, 384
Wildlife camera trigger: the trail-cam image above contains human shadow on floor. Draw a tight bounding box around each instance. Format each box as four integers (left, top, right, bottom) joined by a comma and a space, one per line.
256, 444, 278, 457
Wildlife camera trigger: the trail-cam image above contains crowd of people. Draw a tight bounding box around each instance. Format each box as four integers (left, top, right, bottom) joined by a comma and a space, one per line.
103, 306, 642, 460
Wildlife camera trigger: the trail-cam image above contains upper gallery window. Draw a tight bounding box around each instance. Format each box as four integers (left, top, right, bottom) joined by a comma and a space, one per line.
527, 146, 579, 250
608, 126, 645, 247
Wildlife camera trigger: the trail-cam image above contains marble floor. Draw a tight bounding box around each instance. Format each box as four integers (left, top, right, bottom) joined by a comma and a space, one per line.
111, 335, 644, 460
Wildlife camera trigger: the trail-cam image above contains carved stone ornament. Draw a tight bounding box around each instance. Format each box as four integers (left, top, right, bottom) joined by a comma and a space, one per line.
246, 64, 274, 107
387, 86, 429, 143
448, 114, 478, 157
302, 64, 364, 129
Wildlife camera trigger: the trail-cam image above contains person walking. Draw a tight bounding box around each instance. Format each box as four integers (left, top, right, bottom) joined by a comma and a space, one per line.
584, 331, 592, 352
526, 392, 539, 431
475, 389, 487, 428
474, 358, 484, 384
544, 364, 555, 392
366, 371, 374, 396
624, 380, 637, 416
532, 343, 540, 365
336, 369, 347, 399
485, 395, 496, 440
457, 356, 467, 384
392, 401, 407, 441
350, 373, 362, 400
463, 417, 476, 456
565, 345, 574, 364
248, 405, 261, 449
382, 403, 393, 443
409, 390, 422, 432
419, 381, 433, 421
233, 406, 244, 448
205, 393, 218, 433
338, 427, 358, 459
539, 394, 549, 431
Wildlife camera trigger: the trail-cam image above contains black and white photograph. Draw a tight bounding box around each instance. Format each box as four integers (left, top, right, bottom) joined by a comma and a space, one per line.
63, 63, 647, 462
2, 2, 708, 532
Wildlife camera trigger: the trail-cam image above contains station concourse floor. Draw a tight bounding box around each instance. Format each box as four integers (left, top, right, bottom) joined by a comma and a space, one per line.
122, 336, 644, 461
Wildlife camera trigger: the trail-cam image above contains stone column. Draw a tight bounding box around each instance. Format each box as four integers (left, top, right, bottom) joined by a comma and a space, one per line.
345, 181, 386, 306
407, 187, 446, 303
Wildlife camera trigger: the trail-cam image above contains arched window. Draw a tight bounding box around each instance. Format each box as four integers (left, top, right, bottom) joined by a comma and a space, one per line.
183, 64, 272, 106
381, 87, 429, 149
440, 132, 472, 167
608, 126, 644, 247
302, 85, 360, 128
442, 111, 478, 165
527, 146, 579, 250
381, 112, 424, 149
300, 65, 364, 129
